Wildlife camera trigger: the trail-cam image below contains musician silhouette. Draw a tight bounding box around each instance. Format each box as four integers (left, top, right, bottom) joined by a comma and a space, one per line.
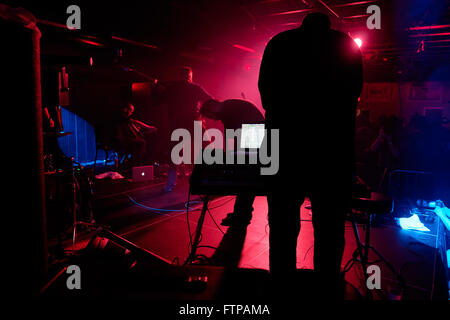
162, 66, 212, 192
258, 12, 363, 296
199, 98, 265, 227
116, 102, 156, 167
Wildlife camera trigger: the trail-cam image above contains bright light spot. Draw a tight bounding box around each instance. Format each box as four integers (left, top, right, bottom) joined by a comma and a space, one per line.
141, 172, 145, 176
354, 38, 362, 48
240, 124, 265, 149
447, 250, 450, 269
398, 214, 430, 232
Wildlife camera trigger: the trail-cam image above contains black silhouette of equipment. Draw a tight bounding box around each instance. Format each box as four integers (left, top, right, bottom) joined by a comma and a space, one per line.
343, 191, 406, 297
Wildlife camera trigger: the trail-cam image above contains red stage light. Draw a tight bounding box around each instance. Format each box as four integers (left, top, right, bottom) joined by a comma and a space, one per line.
354, 38, 362, 48
233, 44, 256, 53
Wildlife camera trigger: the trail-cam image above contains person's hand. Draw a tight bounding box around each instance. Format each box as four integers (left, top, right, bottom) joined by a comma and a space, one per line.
378, 128, 392, 142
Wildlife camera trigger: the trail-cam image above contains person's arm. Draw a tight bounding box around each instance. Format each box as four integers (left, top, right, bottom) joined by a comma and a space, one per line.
384, 134, 399, 158
131, 119, 157, 132
258, 39, 277, 114
370, 128, 399, 158
197, 85, 213, 103
193, 86, 214, 122
370, 128, 385, 152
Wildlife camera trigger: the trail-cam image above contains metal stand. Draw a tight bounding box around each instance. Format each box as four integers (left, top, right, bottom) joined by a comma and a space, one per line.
343, 211, 406, 298
69, 160, 97, 251
185, 195, 210, 265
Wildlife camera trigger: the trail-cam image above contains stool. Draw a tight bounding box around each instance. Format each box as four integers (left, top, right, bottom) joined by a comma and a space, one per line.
343, 192, 405, 298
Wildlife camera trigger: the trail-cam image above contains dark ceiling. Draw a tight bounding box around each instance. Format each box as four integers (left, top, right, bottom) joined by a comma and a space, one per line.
7, 0, 450, 82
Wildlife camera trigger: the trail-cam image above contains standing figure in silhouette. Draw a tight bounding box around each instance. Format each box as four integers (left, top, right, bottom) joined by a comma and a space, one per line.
199, 98, 265, 227
116, 102, 157, 167
162, 66, 212, 192
258, 13, 363, 295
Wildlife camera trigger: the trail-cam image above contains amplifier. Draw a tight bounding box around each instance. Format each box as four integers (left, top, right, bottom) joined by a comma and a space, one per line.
189, 162, 271, 195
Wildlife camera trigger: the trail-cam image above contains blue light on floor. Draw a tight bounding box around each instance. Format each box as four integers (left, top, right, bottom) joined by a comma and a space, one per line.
434, 201, 450, 231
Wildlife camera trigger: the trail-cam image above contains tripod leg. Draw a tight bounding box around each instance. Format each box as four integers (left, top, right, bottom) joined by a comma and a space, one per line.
351, 213, 367, 272
370, 245, 405, 286
351, 212, 374, 299
364, 214, 372, 264
187, 195, 209, 264
72, 165, 78, 251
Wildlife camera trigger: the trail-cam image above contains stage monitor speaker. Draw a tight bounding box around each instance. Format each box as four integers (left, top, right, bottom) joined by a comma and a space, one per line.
83, 227, 171, 268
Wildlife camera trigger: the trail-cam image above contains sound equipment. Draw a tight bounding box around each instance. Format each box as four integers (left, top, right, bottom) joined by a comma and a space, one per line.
190, 162, 269, 196
187, 150, 276, 265
84, 227, 171, 266
188, 160, 372, 265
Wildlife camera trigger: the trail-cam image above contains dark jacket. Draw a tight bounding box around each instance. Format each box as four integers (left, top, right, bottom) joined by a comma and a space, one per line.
258, 25, 363, 189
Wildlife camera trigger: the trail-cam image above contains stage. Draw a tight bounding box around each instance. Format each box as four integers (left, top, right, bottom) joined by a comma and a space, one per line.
43, 176, 449, 301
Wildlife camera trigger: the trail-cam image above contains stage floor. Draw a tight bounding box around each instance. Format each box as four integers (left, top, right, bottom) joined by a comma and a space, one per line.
51, 177, 448, 300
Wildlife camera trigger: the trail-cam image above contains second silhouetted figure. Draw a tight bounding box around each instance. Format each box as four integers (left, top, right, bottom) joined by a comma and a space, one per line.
258, 12, 363, 297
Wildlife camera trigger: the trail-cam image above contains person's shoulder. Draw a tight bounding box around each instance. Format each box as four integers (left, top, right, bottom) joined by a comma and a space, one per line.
273, 28, 299, 39
268, 28, 300, 46
225, 99, 256, 108
188, 81, 205, 91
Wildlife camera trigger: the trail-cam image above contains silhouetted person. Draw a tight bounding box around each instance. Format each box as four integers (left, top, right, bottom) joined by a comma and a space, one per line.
355, 110, 377, 163
369, 115, 400, 191
355, 110, 378, 189
162, 66, 212, 192
116, 102, 156, 167
258, 12, 362, 296
200, 98, 265, 226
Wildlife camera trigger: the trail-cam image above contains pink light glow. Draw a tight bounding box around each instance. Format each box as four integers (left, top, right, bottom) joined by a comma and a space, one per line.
233, 44, 256, 53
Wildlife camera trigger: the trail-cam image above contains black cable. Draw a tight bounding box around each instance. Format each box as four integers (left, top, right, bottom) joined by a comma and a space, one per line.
185, 187, 194, 263
201, 195, 225, 235
208, 196, 236, 210
303, 244, 314, 261
197, 245, 218, 251
184, 193, 233, 265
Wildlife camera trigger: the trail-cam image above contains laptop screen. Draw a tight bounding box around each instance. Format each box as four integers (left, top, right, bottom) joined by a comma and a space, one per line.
240, 124, 265, 149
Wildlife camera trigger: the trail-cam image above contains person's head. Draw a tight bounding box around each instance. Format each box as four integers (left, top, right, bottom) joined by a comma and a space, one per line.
200, 99, 222, 120
178, 66, 193, 83
121, 102, 134, 118
300, 12, 331, 32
